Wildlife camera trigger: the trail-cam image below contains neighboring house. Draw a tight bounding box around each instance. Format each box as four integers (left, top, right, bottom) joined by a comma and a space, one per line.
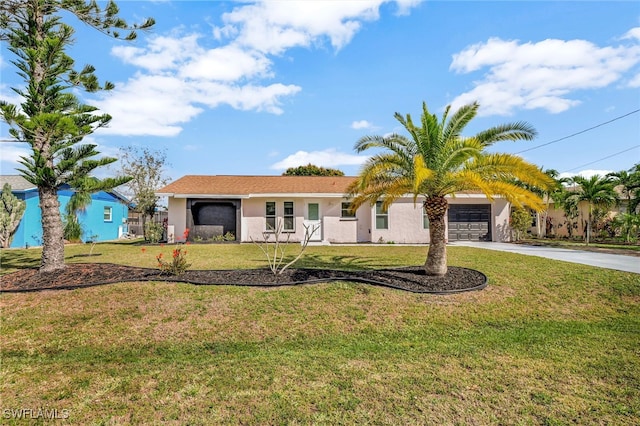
157, 175, 513, 244
531, 185, 637, 238
0, 175, 130, 248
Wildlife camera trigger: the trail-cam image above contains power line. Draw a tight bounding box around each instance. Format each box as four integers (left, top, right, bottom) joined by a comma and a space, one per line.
563, 145, 640, 173
516, 108, 640, 154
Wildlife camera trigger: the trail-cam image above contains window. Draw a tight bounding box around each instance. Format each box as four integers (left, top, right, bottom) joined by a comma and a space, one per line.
103, 206, 113, 222
341, 202, 356, 218
375, 201, 388, 229
265, 202, 276, 230
283, 201, 294, 231
423, 206, 429, 229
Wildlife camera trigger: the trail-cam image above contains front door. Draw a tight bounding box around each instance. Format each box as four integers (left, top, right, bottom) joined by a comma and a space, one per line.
304, 203, 322, 241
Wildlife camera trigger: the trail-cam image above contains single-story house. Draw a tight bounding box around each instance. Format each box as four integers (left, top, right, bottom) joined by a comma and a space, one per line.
156, 175, 513, 244
1, 175, 130, 248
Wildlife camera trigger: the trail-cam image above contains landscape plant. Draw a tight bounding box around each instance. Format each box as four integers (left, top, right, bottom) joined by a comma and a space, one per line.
509, 208, 531, 241
252, 221, 320, 275
347, 101, 555, 275
0, 183, 26, 248
0, 0, 153, 272
156, 247, 191, 275
117, 147, 170, 240
569, 175, 618, 245
144, 222, 164, 244
611, 212, 640, 243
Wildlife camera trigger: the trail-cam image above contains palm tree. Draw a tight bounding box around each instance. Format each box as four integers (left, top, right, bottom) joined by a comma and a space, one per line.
569, 175, 617, 245
347, 101, 555, 275
607, 167, 640, 214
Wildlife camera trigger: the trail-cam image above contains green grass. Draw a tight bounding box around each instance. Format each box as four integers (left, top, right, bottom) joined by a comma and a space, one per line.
1, 243, 639, 424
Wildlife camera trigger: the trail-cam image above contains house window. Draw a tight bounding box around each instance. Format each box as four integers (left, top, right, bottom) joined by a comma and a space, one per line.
341, 202, 356, 218
283, 201, 294, 231
423, 206, 430, 229
375, 201, 388, 229
103, 206, 113, 222
265, 202, 276, 230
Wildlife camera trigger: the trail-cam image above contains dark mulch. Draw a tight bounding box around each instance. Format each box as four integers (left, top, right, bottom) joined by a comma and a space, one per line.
0, 263, 487, 294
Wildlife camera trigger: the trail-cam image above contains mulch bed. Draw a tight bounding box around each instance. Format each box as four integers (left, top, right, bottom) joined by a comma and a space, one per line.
0, 263, 487, 294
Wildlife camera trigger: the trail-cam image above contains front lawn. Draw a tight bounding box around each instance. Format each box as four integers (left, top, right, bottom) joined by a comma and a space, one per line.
1, 243, 638, 424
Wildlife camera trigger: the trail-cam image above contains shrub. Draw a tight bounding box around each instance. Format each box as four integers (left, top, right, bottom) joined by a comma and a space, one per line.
145, 222, 164, 243
156, 247, 191, 275
510, 208, 532, 241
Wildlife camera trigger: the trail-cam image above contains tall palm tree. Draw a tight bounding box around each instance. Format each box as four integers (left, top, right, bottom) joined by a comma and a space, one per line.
607, 167, 640, 214
569, 175, 618, 245
347, 101, 555, 275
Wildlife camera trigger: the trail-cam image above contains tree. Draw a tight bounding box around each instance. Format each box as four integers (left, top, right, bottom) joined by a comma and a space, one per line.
0, 183, 26, 248
347, 101, 555, 275
554, 187, 580, 238
607, 165, 640, 214
569, 175, 618, 245
0, 1, 153, 272
283, 164, 345, 176
611, 212, 640, 243
117, 146, 170, 241
510, 208, 532, 242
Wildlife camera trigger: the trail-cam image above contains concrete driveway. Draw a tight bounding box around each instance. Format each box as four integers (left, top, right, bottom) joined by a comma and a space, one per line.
451, 241, 640, 274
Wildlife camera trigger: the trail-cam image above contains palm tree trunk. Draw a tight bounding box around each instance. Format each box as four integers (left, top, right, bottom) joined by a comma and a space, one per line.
39, 186, 66, 272
424, 197, 448, 276
586, 204, 592, 245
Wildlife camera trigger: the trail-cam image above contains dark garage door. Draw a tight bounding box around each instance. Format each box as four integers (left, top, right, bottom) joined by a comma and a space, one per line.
448, 204, 491, 241
190, 201, 237, 240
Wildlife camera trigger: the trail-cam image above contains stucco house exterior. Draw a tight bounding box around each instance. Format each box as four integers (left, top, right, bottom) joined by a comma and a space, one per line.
1, 175, 130, 248
157, 175, 513, 244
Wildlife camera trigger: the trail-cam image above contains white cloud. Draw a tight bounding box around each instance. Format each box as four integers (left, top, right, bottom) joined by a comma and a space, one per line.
0, 143, 30, 170
622, 27, 640, 41
93, 74, 204, 137
111, 34, 202, 73
270, 149, 368, 170
215, 1, 414, 54
559, 169, 613, 181
90, 1, 420, 137
449, 30, 640, 116
0, 83, 25, 108
351, 120, 374, 130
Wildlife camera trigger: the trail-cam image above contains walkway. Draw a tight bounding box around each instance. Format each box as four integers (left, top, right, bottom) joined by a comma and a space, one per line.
450, 241, 640, 274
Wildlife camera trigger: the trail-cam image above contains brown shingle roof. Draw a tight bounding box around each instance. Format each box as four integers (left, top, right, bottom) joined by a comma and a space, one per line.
157, 175, 357, 196
0, 175, 36, 191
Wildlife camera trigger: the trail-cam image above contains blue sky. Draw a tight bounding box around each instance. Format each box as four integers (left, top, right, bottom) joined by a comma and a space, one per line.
1, 0, 639, 184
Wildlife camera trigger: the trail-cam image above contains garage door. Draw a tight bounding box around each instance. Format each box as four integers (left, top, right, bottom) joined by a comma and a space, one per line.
448, 204, 491, 241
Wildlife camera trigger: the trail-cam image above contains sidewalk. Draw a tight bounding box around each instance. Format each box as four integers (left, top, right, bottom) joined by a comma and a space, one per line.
450, 241, 640, 274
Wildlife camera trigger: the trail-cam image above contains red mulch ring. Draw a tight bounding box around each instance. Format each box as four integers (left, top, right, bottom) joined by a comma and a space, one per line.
0, 263, 487, 294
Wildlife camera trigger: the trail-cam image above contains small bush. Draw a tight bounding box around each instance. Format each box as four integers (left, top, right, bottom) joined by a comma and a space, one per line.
156, 247, 191, 275
145, 222, 164, 243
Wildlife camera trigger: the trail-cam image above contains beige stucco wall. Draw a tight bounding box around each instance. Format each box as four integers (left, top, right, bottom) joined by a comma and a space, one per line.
241, 197, 366, 243
164, 193, 512, 244
167, 197, 187, 242
370, 198, 430, 244
541, 201, 620, 238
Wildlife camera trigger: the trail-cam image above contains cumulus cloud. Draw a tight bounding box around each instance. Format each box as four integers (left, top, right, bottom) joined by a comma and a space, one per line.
351, 120, 374, 130
0, 143, 30, 170
270, 149, 368, 170
215, 1, 417, 54
92, 1, 420, 137
449, 30, 640, 116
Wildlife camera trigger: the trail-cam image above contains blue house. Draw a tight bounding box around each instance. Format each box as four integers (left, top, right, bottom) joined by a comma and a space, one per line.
1, 175, 130, 248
